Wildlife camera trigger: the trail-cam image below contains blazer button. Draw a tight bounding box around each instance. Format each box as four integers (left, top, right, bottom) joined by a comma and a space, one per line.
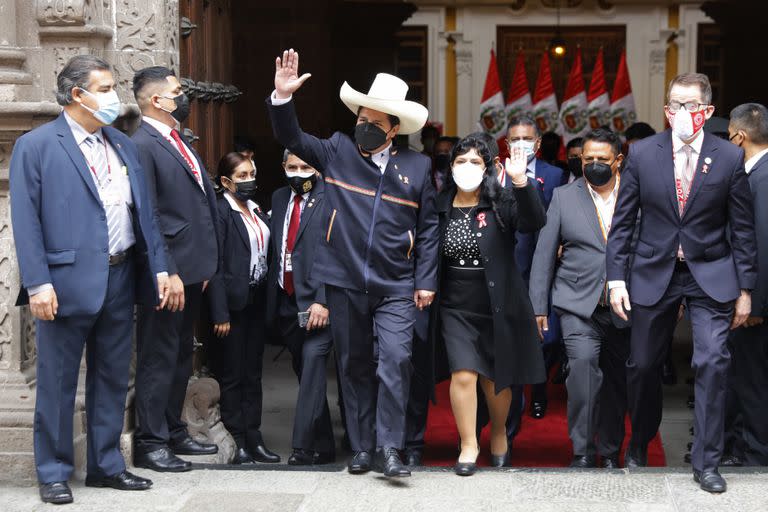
489, 281, 495, 287
103, 248, 108, 253
494, 307, 501, 313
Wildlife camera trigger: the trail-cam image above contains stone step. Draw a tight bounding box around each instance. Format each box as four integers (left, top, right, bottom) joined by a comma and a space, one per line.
0, 427, 33, 452
0, 452, 35, 483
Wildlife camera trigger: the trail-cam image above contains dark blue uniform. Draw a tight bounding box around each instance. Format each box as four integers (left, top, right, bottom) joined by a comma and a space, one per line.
267, 98, 439, 451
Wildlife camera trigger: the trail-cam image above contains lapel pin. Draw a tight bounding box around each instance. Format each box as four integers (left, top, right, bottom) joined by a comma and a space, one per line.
394, 164, 399, 170
704, 157, 712, 165
403, 176, 409, 185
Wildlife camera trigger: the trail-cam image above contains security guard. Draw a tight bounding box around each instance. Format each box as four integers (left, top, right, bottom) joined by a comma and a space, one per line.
267, 49, 439, 478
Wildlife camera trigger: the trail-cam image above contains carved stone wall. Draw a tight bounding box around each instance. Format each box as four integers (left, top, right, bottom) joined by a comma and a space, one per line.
0, 0, 179, 483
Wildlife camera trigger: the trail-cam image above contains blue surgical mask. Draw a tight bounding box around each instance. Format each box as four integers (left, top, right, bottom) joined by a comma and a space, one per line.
79, 89, 122, 125
509, 140, 537, 162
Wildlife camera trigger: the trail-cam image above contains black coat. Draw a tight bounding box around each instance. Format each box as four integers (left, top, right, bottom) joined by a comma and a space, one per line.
430, 181, 548, 394
747, 152, 768, 316
265, 180, 329, 325
207, 194, 271, 324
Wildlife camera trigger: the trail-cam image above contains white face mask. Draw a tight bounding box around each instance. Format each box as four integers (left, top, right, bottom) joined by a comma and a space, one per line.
509, 140, 537, 162
79, 89, 121, 125
452, 162, 485, 193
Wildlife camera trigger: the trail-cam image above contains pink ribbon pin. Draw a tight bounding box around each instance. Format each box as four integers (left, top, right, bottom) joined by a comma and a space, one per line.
477, 212, 487, 228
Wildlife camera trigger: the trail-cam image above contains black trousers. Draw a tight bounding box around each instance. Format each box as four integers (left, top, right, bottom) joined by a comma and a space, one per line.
326, 285, 415, 451
135, 283, 203, 453
210, 288, 267, 449
725, 322, 768, 465
278, 290, 335, 456
405, 309, 431, 451
627, 267, 734, 472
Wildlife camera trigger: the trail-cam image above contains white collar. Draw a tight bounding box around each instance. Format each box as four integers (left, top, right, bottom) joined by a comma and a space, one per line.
371, 143, 392, 161
745, 147, 768, 174
587, 176, 620, 202
143, 115, 178, 138
527, 158, 537, 173
289, 189, 310, 202
672, 129, 705, 154
223, 191, 258, 215
63, 111, 104, 146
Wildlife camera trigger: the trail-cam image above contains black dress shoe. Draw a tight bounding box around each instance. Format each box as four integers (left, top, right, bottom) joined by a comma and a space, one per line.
569, 455, 597, 468
454, 461, 478, 476
39, 482, 73, 505
530, 401, 547, 419
624, 446, 647, 469
288, 449, 316, 466
720, 454, 743, 467
251, 444, 281, 463
231, 447, 256, 465
170, 437, 218, 455
694, 469, 727, 493
490, 448, 511, 468
404, 448, 423, 466
373, 447, 411, 478
348, 451, 372, 474
85, 470, 152, 491
601, 455, 620, 469
134, 447, 192, 473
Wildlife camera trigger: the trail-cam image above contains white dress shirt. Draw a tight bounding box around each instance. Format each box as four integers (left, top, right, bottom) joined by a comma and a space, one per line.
143, 115, 204, 192
224, 192, 270, 283
587, 177, 620, 236
278, 191, 309, 288
746, 147, 768, 174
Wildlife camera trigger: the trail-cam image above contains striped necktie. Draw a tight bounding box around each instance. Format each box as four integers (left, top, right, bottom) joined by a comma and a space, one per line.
85, 135, 122, 255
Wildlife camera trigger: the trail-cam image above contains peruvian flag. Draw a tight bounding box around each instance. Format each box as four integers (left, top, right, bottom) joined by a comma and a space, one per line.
531, 51, 560, 135
477, 49, 507, 150
609, 50, 637, 136
505, 50, 533, 125
558, 47, 589, 144
586, 47, 611, 130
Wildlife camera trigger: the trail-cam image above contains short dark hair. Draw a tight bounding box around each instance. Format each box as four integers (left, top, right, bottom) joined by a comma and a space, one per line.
420, 124, 439, 140
624, 122, 656, 142
667, 72, 712, 105
730, 103, 768, 145
566, 137, 584, 151
583, 128, 621, 157
540, 131, 561, 161
217, 151, 252, 183
55, 55, 111, 106
357, 106, 399, 129
466, 131, 499, 160
132, 66, 175, 106
234, 135, 256, 154
507, 116, 541, 138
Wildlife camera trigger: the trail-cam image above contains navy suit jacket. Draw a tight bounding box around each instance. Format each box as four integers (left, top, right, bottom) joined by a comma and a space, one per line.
606, 130, 757, 306
267, 98, 439, 297
10, 113, 167, 316
512, 158, 564, 283
265, 180, 328, 324
131, 120, 219, 299
747, 152, 768, 316
207, 194, 270, 324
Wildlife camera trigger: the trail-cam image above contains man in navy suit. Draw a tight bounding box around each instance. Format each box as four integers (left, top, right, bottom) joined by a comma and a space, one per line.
267, 49, 439, 478
131, 66, 220, 472
607, 73, 757, 492
10, 55, 167, 504
266, 150, 335, 465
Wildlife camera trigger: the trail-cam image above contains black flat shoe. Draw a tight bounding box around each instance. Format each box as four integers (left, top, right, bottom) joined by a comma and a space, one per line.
39, 482, 73, 505
288, 449, 315, 466
404, 448, 423, 467
530, 401, 547, 419
373, 447, 411, 478
624, 446, 648, 469
251, 444, 281, 463
170, 437, 218, 455
134, 447, 192, 473
85, 470, 152, 491
348, 451, 372, 474
569, 455, 597, 468
231, 447, 256, 465
694, 469, 727, 493
454, 461, 478, 476
490, 448, 511, 468
601, 454, 620, 469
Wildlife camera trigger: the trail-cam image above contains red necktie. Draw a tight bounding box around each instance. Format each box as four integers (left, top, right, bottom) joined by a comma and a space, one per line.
169, 129, 202, 187
283, 195, 302, 296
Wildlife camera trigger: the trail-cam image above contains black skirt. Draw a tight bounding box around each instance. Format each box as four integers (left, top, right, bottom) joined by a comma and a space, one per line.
440, 265, 495, 380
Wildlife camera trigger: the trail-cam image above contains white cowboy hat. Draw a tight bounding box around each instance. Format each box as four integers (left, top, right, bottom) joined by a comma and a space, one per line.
339, 73, 429, 135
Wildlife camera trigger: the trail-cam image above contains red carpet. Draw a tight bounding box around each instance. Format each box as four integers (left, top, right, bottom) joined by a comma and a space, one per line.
423, 379, 666, 467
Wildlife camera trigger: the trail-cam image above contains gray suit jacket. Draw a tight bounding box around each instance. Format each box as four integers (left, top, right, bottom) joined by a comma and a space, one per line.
529, 178, 610, 320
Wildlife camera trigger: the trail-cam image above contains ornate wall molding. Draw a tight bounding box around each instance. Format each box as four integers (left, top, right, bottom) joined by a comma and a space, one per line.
181, 78, 242, 103
36, 0, 88, 27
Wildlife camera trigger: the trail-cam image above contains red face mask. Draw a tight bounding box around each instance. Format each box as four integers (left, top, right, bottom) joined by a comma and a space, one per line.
668, 109, 707, 140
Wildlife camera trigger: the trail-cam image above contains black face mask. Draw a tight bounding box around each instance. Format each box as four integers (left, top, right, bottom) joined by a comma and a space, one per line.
584, 161, 614, 187
434, 153, 451, 172
354, 122, 389, 153
287, 173, 317, 195
567, 157, 583, 178
230, 178, 257, 202
170, 93, 190, 123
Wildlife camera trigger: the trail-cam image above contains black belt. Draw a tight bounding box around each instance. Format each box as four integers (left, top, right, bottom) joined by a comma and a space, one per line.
445, 257, 484, 269
108, 248, 133, 266
674, 258, 689, 272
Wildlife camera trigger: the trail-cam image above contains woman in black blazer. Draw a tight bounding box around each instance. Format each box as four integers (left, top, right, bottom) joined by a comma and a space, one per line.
206, 152, 279, 464
430, 137, 547, 475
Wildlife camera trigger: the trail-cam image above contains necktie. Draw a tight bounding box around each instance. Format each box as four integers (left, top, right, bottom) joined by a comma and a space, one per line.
283, 195, 302, 296
169, 129, 203, 189
85, 135, 122, 255
679, 144, 694, 214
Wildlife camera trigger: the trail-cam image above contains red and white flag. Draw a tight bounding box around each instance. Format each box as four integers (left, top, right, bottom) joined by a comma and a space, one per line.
559, 47, 589, 144
531, 51, 560, 135
477, 49, 508, 149
586, 47, 611, 131
505, 50, 533, 125
609, 50, 637, 136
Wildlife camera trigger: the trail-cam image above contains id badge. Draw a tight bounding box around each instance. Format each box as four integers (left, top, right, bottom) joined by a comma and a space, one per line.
285, 252, 293, 273
103, 193, 122, 207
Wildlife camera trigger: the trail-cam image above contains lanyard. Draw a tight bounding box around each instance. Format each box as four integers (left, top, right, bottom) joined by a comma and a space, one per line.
588, 174, 620, 242
87, 136, 112, 187
239, 208, 265, 252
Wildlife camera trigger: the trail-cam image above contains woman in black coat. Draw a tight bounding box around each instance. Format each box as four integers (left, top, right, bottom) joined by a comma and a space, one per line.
430, 136, 546, 475
206, 152, 279, 465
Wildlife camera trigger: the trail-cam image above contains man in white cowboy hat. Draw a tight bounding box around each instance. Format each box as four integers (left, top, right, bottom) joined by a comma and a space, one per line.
266, 49, 438, 478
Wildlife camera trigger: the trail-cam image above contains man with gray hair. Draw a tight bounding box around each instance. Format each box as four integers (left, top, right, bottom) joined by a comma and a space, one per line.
725, 103, 768, 466
9, 55, 167, 503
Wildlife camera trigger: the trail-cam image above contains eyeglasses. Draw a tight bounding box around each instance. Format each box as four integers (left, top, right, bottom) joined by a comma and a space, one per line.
667, 101, 708, 113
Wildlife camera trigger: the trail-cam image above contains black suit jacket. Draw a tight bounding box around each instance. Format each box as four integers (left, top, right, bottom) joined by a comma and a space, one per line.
748, 152, 768, 316
131, 120, 219, 297
207, 194, 271, 324
265, 180, 328, 325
